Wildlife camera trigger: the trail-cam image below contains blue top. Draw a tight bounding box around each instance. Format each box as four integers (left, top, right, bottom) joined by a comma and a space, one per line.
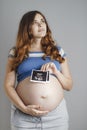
8, 46, 66, 83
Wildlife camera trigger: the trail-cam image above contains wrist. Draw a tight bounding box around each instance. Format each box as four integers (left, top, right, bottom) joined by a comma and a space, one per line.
54, 70, 59, 78
23, 106, 29, 114
19, 104, 27, 113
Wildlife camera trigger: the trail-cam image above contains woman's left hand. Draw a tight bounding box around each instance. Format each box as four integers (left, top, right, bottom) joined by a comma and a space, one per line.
41, 62, 58, 74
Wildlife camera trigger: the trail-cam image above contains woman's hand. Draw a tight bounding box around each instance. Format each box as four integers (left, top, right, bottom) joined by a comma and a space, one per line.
24, 105, 49, 117
41, 62, 58, 74
41, 61, 73, 91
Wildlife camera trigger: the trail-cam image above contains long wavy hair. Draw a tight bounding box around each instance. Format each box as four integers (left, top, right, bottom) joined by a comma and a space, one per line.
11, 10, 65, 71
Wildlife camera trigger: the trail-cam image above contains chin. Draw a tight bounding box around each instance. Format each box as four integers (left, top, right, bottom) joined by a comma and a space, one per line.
38, 34, 46, 38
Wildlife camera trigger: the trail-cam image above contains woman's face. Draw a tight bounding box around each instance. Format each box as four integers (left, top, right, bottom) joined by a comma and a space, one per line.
31, 13, 47, 39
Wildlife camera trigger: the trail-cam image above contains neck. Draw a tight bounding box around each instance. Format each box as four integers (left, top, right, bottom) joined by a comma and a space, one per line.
33, 38, 41, 46
30, 38, 42, 51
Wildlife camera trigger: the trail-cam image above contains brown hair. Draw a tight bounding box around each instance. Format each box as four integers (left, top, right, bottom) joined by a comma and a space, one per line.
11, 10, 65, 70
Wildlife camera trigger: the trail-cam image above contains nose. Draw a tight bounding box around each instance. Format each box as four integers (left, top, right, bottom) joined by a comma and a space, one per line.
38, 22, 42, 27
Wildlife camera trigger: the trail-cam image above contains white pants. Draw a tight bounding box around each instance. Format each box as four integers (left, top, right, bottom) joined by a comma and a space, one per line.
11, 98, 69, 130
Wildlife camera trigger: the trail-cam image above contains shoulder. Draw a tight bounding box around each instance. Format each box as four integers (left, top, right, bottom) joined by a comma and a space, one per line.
6, 47, 16, 72
8, 46, 16, 58
57, 45, 66, 58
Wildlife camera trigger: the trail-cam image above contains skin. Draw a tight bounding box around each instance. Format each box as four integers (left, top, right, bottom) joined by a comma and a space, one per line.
31, 14, 47, 39
4, 13, 73, 117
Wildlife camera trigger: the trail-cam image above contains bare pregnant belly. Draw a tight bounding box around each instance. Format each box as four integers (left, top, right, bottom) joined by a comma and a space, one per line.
16, 75, 64, 111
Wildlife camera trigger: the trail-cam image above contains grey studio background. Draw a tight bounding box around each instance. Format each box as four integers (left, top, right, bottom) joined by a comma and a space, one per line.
0, 0, 87, 130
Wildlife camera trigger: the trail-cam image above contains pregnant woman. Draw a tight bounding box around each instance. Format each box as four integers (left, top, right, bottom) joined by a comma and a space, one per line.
4, 10, 73, 130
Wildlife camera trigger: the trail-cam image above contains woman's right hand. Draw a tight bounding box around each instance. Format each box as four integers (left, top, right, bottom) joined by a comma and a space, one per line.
24, 105, 49, 117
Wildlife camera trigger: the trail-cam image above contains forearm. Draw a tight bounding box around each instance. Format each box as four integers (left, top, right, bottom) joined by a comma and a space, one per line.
4, 85, 26, 113
55, 70, 73, 91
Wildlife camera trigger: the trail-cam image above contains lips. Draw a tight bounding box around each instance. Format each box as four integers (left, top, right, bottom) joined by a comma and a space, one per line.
38, 28, 45, 32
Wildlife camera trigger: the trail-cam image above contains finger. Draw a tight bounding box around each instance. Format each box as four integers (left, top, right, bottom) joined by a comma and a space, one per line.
50, 62, 53, 66
39, 111, 49, 114
43, 64, 50, 71
46, 64, 50, 69
41, 65, 46, 71
31, 109, 49, 116
45, 63, 53, 69
32, 111, 48, 116
48, 62, 54, 67
27, 105, 40, 109
33, 109, 49, 114
40, 65, 44, 71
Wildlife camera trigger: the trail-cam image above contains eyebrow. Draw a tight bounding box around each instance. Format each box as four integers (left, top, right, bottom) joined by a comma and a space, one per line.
34, 18, 45, 21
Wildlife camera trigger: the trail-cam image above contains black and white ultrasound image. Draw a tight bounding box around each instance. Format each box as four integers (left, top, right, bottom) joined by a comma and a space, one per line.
30, 70, 49, 83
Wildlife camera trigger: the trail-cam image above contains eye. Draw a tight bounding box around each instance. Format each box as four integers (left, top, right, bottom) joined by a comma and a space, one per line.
32, 21, 38, 25
32, 19, 46, 26
41, 19, 45, 23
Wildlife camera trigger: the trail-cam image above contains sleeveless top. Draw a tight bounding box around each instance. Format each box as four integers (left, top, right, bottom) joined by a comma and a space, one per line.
8, 46, 66, 83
